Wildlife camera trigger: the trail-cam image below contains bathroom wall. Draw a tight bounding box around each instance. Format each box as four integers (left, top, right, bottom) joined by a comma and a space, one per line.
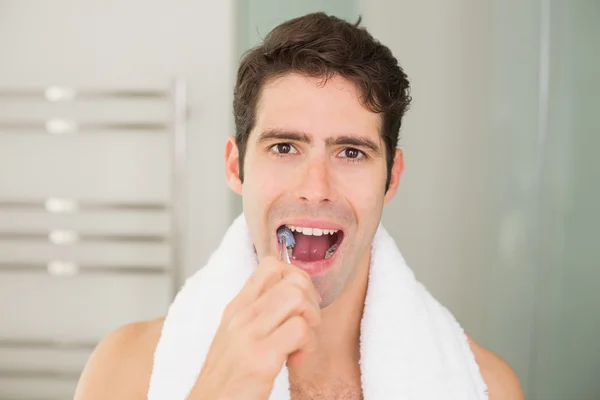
0, 1, 236, 397
0, 0, 236, 282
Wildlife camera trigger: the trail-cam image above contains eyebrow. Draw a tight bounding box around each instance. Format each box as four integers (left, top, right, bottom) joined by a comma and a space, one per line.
257, 129, 382, 155
257, 129, 311, 144
325, 135, 381, 155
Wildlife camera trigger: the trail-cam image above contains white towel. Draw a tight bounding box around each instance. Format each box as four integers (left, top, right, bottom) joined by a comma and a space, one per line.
148, 213, 488, 399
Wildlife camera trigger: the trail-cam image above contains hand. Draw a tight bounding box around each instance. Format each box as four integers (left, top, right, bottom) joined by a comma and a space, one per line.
189, 256, 322, 400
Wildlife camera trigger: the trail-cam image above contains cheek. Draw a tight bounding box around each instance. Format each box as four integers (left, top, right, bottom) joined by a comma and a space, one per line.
353, 189, 385, 229
334, 163, 387, 209
242, 156, 290, 213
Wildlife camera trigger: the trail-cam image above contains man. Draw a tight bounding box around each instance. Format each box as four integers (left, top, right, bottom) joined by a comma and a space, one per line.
75, 13, 523, 399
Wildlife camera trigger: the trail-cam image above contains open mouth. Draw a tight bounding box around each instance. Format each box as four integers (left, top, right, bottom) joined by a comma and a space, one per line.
280, 224, 344, 262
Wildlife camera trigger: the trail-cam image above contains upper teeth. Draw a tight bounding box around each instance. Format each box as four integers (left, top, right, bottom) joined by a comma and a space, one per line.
286, 225, 338, 236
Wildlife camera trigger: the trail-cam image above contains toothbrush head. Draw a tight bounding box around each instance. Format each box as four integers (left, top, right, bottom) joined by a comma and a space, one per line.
276, 226, 296, 249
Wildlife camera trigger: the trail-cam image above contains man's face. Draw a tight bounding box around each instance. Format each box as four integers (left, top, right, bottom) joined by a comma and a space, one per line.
226, 73, 402, 307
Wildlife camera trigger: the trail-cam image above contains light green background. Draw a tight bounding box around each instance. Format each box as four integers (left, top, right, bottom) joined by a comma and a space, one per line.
236, 0, 360, 53
529, 1, 600, 398
483, 1, 599, 398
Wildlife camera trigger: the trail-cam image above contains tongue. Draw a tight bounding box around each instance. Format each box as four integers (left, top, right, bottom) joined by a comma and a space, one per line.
293, 232, 331, 262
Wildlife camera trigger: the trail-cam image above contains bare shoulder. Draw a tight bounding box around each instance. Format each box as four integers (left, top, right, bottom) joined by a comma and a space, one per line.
468, 336, 524, 400
74, 316, 165, 400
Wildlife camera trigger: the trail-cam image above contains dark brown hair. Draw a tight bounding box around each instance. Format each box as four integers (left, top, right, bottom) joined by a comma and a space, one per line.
233, 12, 411, 191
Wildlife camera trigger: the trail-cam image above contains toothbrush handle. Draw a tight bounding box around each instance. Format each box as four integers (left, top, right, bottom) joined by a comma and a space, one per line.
280, 243, 291, 264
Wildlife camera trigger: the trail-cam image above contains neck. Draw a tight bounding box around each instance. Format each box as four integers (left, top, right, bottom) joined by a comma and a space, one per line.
320, 254, 369, 353
289, 250, 371, 378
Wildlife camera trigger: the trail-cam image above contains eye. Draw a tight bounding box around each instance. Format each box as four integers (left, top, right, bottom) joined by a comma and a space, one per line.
339, 148, 365, 160
270, 143, 298, 155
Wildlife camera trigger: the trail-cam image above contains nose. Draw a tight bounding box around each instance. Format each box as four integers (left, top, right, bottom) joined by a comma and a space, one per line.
293, 157, 335, 204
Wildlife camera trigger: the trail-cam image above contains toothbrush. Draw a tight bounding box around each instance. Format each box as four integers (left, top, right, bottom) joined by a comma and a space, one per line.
276, 226, 295, 264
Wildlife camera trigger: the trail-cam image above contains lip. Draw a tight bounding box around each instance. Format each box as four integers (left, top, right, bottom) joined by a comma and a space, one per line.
274, 218, 345, 276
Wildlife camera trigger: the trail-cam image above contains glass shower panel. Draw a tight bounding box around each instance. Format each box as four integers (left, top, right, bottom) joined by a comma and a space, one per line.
528, 1, 600, 399
486, 0, 600, 398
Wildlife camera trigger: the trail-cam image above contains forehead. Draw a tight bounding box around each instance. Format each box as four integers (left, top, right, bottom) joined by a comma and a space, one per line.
252, 73, 381, 141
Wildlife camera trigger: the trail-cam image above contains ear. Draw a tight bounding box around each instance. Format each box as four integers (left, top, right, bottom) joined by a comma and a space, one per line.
224, 136, 243, 195
383, 148, 404, 203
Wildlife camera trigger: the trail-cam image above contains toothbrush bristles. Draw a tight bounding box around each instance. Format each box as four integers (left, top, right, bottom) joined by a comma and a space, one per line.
277, 226, 296, 248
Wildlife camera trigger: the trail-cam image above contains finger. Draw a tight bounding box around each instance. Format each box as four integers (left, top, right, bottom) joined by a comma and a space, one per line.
279, 268, 321, 308
226, 256, 286, 312
287, 347, 312, 368
267, 315, 317, 367
230, 256, 317, 307
251, 276, 321, 337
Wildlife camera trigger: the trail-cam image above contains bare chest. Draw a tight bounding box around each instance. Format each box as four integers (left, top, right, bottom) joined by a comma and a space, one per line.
289, 378, 363, 400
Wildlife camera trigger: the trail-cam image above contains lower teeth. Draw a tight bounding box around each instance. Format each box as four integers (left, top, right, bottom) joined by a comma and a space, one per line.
324, 244, 339, 259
